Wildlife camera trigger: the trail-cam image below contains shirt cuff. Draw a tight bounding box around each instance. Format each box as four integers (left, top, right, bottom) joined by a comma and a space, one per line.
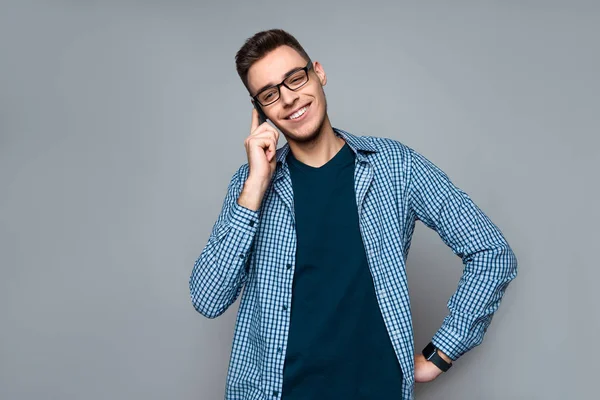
228, 200, 260, 234
431, 324, 470, 361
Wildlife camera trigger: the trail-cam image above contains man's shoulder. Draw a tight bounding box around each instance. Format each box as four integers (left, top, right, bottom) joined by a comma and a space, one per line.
365, 134, 411, 151
351, 131, 415, 163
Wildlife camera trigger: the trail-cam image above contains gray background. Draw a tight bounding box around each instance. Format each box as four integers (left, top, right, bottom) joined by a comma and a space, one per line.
1, 1, 598, 399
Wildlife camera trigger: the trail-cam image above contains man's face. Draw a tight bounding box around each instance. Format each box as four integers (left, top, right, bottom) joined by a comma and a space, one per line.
247, 45, 328, 143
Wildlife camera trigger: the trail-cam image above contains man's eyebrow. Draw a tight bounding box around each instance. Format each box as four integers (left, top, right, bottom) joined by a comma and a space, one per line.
254, 66, 304, 95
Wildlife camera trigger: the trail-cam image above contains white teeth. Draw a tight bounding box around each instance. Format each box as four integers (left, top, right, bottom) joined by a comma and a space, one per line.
289, 105, 308, 119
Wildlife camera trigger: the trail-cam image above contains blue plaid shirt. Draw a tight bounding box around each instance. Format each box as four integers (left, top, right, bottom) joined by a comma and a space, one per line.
190, 127, 518, 400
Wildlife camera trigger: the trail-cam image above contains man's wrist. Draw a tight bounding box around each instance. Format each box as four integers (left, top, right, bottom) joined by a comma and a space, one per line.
238, 179, 269, 211
422, 342, 453, 372
437, 349, 452, 364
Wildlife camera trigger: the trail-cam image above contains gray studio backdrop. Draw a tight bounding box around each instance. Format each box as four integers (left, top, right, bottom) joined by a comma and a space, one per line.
1, 1, 597, 399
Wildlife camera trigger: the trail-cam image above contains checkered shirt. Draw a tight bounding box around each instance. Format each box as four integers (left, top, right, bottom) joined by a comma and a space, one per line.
189, 127, 518, 400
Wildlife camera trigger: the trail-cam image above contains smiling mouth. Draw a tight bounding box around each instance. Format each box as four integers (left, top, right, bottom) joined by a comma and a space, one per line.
286, 103, 311, 120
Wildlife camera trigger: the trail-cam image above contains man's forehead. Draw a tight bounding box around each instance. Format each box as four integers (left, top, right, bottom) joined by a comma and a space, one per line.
247, 46, 307, 91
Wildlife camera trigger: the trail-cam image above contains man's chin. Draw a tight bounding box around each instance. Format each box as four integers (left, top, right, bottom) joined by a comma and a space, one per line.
280, 125, 318, 143
278, 116, 325, 143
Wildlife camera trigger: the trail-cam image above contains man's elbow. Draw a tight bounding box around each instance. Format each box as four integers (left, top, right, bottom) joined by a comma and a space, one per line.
189, 275, 228, 319
190, 295, 227, 319
500, 243, 518, 283
509, 246, 518, 277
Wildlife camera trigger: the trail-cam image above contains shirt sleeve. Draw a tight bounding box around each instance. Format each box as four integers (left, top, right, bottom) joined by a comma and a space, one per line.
407, 148, 518, 361
189, 166, 260, 319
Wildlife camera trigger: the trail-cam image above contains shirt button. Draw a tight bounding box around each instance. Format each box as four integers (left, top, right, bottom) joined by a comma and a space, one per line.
239, 254, 244, 259
277, 347, 282, 353
273, 390, 279, 397
286, 263, 292, 270
282, 305, 288, 311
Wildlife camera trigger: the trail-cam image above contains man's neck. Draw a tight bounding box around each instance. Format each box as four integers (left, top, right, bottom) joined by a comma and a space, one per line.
287, 116, 346, 168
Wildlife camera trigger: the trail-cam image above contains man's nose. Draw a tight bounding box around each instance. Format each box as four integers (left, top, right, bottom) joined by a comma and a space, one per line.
279, 85, 299, 106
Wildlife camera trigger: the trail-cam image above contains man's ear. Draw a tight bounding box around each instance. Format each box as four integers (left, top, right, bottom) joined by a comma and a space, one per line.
313, 61, 327, 86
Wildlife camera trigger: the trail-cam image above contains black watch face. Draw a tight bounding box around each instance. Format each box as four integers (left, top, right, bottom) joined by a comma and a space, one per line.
423, 343, 436, 358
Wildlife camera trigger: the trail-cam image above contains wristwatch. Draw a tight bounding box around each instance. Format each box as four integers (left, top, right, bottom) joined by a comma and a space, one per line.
422, 342, 452, 372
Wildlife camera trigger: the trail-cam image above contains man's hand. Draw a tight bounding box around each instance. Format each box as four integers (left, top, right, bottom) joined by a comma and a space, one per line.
414, 350, 452, 383
237, 108, 280, 211
246, 107, 279, 185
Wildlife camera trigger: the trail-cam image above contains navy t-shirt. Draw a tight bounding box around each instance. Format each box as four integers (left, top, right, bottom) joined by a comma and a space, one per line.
281, 140, 404, 399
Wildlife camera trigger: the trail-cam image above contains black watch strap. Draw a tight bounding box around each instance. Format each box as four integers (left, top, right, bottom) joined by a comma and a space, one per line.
422, 342, 452, 372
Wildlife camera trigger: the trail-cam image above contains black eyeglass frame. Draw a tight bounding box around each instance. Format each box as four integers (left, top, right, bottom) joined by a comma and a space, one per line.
251, 61, 313, 107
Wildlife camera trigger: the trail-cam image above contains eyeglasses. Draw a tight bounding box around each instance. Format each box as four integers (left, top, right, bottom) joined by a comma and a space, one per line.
252, 61, 313, 106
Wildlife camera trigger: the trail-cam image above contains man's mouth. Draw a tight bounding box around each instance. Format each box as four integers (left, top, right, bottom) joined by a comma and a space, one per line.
285, 103, 311, 120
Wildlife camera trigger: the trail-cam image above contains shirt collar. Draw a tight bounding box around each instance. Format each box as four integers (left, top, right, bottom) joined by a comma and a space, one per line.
275, 126, 377, 165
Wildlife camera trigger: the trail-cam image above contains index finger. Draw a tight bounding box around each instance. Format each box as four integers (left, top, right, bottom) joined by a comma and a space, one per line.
250, 105, 259, 133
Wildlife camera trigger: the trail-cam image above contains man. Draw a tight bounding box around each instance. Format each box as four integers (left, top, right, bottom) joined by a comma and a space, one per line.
190, 28, 517, 400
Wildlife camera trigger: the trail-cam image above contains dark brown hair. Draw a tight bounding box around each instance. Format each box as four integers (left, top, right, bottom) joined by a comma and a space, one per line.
235, 29, 312, 94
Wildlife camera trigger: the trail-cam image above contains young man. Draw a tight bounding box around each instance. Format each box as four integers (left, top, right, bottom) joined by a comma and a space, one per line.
190, 29, 517, 400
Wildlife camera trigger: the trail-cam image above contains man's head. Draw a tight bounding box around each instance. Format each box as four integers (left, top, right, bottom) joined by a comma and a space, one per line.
235, 29, 329, 144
